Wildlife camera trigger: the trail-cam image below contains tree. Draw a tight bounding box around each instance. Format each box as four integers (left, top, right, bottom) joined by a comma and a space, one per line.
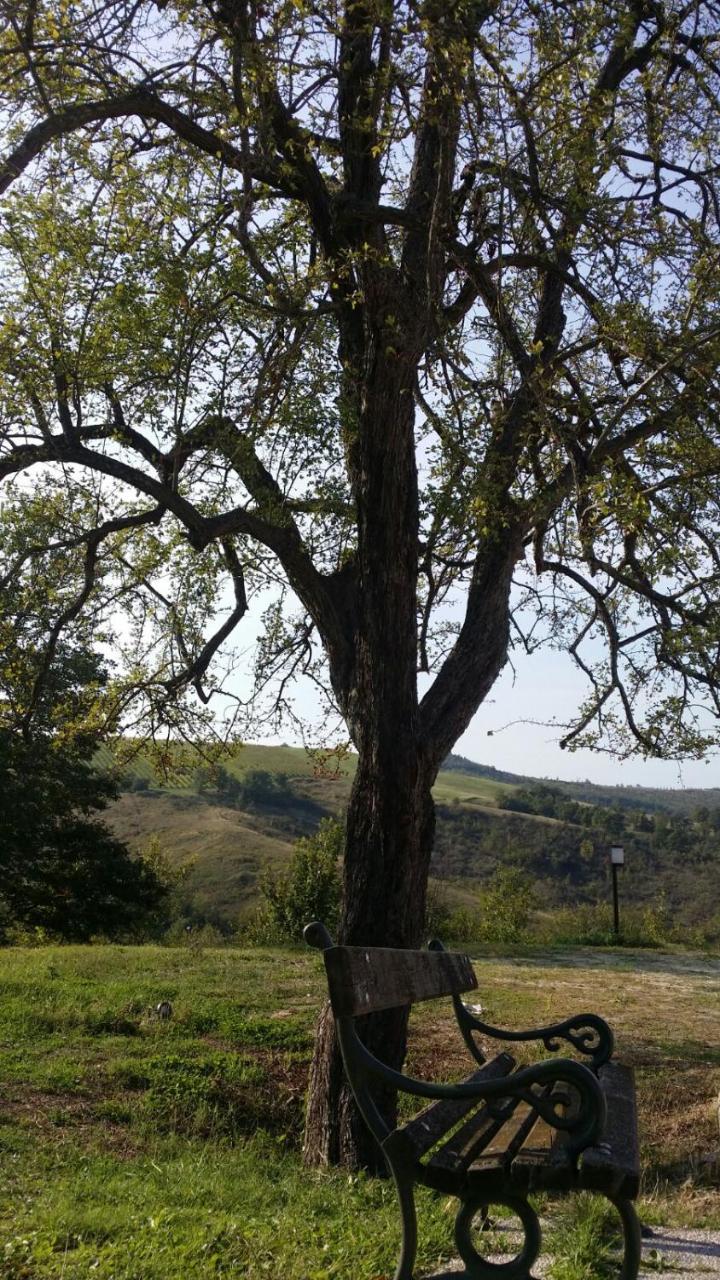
1, 0, 720, 1166
0, 728, 168, 940
0, 612, 169, 940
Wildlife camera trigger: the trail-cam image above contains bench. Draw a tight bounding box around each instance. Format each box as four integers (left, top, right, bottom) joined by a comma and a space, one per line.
305, 921, 641, 1280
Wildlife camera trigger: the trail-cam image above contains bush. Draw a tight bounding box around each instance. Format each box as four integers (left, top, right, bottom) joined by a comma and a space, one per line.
424, 884, 454, 940
533, 898, 705, 948
479, 867, 536, 944
251, 818, 342, 943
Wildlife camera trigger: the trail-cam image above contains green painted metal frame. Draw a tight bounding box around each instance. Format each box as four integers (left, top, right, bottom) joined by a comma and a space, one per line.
305, 922, 640, 1280
428, 939, 615, 1071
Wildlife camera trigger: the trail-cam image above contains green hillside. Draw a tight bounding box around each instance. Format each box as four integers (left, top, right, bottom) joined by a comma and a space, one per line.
443, 750, 720, 814
103, 748, 512, 926
100, 742, 720, 933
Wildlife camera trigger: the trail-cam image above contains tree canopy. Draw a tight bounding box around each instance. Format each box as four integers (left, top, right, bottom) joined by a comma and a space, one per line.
1, 0, 720, 759
0, 724, 169, 940
0, 645, 168, 942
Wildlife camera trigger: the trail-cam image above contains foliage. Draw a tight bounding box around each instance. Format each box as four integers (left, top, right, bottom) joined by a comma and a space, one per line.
479, 867, 536, 945
0, 728, 168, 942
433, 797, 720, 924
1, 3, 720, 762
254, 819, 342, 943
5, 0, 720, 1161
424, 883, 455, 941
193, 764, 295, 809
424, 869, 535, 947
99, 749, 720, 932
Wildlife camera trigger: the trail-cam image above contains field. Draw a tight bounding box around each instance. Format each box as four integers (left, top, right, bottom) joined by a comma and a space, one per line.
1, 943, 719, 1279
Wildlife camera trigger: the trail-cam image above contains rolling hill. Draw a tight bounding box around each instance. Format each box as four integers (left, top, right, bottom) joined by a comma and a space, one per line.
100, 742, 720, 931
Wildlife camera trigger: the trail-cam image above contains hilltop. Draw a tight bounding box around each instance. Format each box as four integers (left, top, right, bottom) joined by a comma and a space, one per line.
442, 751, 720, 814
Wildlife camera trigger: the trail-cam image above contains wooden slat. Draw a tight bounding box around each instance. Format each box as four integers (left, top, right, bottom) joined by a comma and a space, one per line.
323, 944, 478, 1016
398, 1053, 515, 1159
429, 1094, 519, 1174
503, 1090, 549, 1162
580, 1062, 640, 1198
507, 1084, 573, 1191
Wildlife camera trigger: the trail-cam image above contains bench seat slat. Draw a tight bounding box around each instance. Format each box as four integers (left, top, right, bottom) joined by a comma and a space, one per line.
397, 1052, 515, 1159
323, 945, 478, 1016
502, 1089, 550, 1162
580, 1062, 640, 1198
428, 1093, 519, 1174
511, 1067, 640, 1195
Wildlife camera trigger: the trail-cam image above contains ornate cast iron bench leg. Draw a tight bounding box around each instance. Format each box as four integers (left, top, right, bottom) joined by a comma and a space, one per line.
454, 1192, 541, 1280
450, 1192, 640, 1280
608, 1196, 642, 1280
385, 1156, 418, 1280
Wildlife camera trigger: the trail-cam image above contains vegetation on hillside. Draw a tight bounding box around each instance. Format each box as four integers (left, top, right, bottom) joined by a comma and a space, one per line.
253, 819, 343, 943
0, 731, 169, 942
0, 642, 170, 942
99, 748, 720, 938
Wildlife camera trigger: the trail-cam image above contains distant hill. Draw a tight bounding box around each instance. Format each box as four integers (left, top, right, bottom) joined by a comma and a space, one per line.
101, 741, 720, 931
442, 751, 720, 815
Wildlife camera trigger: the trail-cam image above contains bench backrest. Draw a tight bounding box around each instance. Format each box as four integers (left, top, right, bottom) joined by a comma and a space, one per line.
307, 927, 478, 1017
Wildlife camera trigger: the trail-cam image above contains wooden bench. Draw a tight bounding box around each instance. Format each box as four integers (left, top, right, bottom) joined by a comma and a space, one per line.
305, 921, 640, 1280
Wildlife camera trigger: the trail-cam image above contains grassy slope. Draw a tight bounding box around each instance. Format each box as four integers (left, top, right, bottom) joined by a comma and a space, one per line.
0, 943, 718, 1280
102, 742, 720, 926
103, 749, 517, 925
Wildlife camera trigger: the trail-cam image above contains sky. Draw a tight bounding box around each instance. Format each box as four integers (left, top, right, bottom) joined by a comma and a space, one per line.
231, 614, 720, 791
451, 648, 720, 790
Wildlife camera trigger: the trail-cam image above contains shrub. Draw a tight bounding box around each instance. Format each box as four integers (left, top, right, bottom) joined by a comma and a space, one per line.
253, 818, 342, 943
424, 884, 454, 939
479, 867, 536, 944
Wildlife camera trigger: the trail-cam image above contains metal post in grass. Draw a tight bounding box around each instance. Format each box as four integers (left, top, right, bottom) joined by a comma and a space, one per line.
610, 845, 625, 938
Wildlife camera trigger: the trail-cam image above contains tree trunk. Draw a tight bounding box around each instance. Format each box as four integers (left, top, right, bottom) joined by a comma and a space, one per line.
302, 288, 439, 1167
303, 749, 436, 1171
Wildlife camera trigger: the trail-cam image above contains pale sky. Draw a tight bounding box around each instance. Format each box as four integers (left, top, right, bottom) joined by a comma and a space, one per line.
234, 627, 720, 791
452, 649, 720, 790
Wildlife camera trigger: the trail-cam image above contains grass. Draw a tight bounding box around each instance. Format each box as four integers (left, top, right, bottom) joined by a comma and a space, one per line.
1, 943, 719, 1278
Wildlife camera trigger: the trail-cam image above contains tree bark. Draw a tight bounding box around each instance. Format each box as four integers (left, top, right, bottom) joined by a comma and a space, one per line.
303, 749, 436, 1171
303, 268, 441, 1167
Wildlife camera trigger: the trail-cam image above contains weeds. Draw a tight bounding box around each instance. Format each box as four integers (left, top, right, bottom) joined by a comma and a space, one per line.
546, 1195, 630, 1280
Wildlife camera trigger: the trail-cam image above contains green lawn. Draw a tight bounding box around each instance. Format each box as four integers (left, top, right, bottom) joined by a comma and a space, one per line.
1, 944, 718, 1279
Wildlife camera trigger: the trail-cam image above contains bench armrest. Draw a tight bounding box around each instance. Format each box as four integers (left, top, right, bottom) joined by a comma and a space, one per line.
453, 997, 614, 1070
427, 940, 613, 1069
343, 1020, 606, 1156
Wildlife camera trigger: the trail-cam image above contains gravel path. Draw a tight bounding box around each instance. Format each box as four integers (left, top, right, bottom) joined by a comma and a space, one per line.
422, 1226, 720, 1277
638, 1227, 720, 1276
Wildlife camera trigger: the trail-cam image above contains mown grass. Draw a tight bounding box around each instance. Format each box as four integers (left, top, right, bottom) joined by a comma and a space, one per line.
1, 944, 719, 1279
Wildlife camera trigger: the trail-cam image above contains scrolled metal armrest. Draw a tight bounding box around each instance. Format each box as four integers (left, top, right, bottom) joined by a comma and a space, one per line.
344, 1022, 606, 1155
454, 997, 614, 1070
426, 939, 614, 1070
